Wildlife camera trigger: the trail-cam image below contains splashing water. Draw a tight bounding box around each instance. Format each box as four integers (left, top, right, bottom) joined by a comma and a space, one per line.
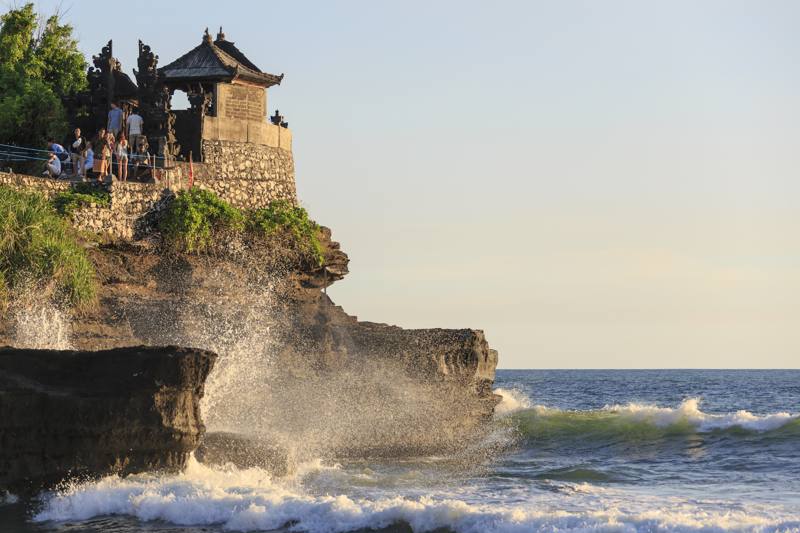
494, 387, 531, 416
16, 370, 800, 532
11, 302, 73, 350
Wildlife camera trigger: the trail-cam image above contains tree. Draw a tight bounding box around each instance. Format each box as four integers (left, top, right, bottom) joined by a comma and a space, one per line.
32, 14, 87, 97
0, 3, 86, 149
0, 3, 37, 69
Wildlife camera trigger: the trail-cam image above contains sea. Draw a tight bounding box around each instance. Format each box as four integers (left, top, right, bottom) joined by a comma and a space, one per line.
2, 369, 799, 533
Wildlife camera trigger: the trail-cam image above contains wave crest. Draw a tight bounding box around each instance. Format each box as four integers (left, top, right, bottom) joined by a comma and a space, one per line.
32, 457, 800, 533
511, 398, 799, 441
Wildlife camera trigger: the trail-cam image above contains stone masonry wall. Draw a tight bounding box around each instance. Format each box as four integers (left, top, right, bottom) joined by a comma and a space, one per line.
0, 172, 72, 196
0, 171, 171, 241
70, 182, 171, 240
1, 136, 299, 240
190, 139, 297, 209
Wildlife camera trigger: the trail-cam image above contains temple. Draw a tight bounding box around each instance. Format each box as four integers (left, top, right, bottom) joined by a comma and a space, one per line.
158, 28, 289, 161
62, 28, 297, 210
1, 28, 300, 241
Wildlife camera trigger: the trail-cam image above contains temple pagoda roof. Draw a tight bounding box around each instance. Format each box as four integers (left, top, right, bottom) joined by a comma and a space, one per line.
158, 28, 283, 88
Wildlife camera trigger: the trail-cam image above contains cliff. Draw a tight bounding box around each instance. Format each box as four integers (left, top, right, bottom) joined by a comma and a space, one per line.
0, 216, 499, 476
0, 345, 216, 493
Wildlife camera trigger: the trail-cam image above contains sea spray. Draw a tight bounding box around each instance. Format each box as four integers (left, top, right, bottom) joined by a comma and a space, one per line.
10, 301, 73, 350
494, 387, 532, 416
121, 256, 501, 463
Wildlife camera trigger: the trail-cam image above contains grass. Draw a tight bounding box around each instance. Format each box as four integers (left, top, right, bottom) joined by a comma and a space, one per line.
160, 189, 325, 265
0, 185, 96, 309
52, 182, 111, 216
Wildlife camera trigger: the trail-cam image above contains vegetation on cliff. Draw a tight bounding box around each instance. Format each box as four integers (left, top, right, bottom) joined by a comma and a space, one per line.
0, 3, 86, 148
249, 200, 325, 265
52, 183, 111, 216
159, 189, 325, 265
0, 186, 95, 310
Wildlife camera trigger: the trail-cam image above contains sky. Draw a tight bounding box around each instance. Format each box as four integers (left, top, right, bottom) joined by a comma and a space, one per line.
17, 0, 800, 368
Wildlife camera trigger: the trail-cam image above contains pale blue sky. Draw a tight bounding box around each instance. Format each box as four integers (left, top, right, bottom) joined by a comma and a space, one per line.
22, 0, 800, 368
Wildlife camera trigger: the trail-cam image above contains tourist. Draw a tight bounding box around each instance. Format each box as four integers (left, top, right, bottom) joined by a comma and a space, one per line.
132, 137, 152, 180
92, 129, 107, 179
47, 139, 68, 164
116, 133, 129, 181
43, 152, 61, 178
68, 128, 85, 177
107, 102, 124, 137
82, 142, 94, 181
97, 133, 113, 181
126, 108, 144, 149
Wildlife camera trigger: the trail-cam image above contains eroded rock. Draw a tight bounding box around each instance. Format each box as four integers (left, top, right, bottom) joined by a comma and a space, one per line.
0, 345, 216, 493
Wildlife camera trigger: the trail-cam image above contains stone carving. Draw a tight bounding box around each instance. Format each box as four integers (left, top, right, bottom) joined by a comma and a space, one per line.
270, 109, 289, 128
86, 40, 115, 131
188, 84, 213, 117
134, 40, 178, 159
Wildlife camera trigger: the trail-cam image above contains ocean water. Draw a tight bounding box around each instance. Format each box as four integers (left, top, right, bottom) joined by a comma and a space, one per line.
2, 369, 799, 532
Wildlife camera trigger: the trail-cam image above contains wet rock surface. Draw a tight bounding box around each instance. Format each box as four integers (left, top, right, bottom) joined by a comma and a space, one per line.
0, 345, 216, 493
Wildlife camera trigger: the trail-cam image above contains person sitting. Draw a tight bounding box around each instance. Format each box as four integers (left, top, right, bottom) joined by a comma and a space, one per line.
132, 137, 152, 181
47, 139, 68, 164
43, 152, 61, 178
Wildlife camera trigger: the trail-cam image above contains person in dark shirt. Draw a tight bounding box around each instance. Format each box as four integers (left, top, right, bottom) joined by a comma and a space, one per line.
68, 128, 85, 177
107, 102, 123, 136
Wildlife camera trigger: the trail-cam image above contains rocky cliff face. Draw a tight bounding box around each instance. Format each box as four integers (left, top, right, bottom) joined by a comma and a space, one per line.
0, 228, 499, 465
0, 345, 216, 493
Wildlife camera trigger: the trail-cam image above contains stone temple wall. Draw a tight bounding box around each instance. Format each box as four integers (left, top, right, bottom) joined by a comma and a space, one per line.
70, 182, 171, 240
185, 139, 297, 209
0, 172, 72, 196
0, 171, 171, 241
0, 136, 299, 240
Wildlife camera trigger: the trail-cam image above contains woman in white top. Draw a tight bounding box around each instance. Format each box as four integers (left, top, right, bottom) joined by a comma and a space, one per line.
116, 133, 129, 181
82, 142, 94, 181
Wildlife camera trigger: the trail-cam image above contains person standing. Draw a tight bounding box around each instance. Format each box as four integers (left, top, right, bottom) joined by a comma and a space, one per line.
107, 102, 124, 137
103, 132, 115, 180
82, 142, 94, 181
126, 107, 144, 149
68, 128, 85, 178
116, 133, 129, 181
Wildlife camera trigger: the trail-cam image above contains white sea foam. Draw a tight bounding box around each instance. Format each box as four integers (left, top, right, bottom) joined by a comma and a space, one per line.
33, 457, 800, 533
494, 388, 532, 416
604, 398, 798, 433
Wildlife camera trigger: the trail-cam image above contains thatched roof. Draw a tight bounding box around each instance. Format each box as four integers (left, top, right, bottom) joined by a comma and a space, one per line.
158, 29, 283, 87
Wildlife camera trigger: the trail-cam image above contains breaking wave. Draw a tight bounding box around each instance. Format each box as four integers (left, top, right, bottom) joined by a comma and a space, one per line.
494, 387, 531, 416
511, 398, 800, 441
32, 457, 800, 533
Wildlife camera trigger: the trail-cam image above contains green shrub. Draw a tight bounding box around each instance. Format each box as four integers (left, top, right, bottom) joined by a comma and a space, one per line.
52, 183, 110, 215
248, 200, 325, 266
159, 188, 245, 253
0, 185, 96, 307
159, 190, 325, 264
